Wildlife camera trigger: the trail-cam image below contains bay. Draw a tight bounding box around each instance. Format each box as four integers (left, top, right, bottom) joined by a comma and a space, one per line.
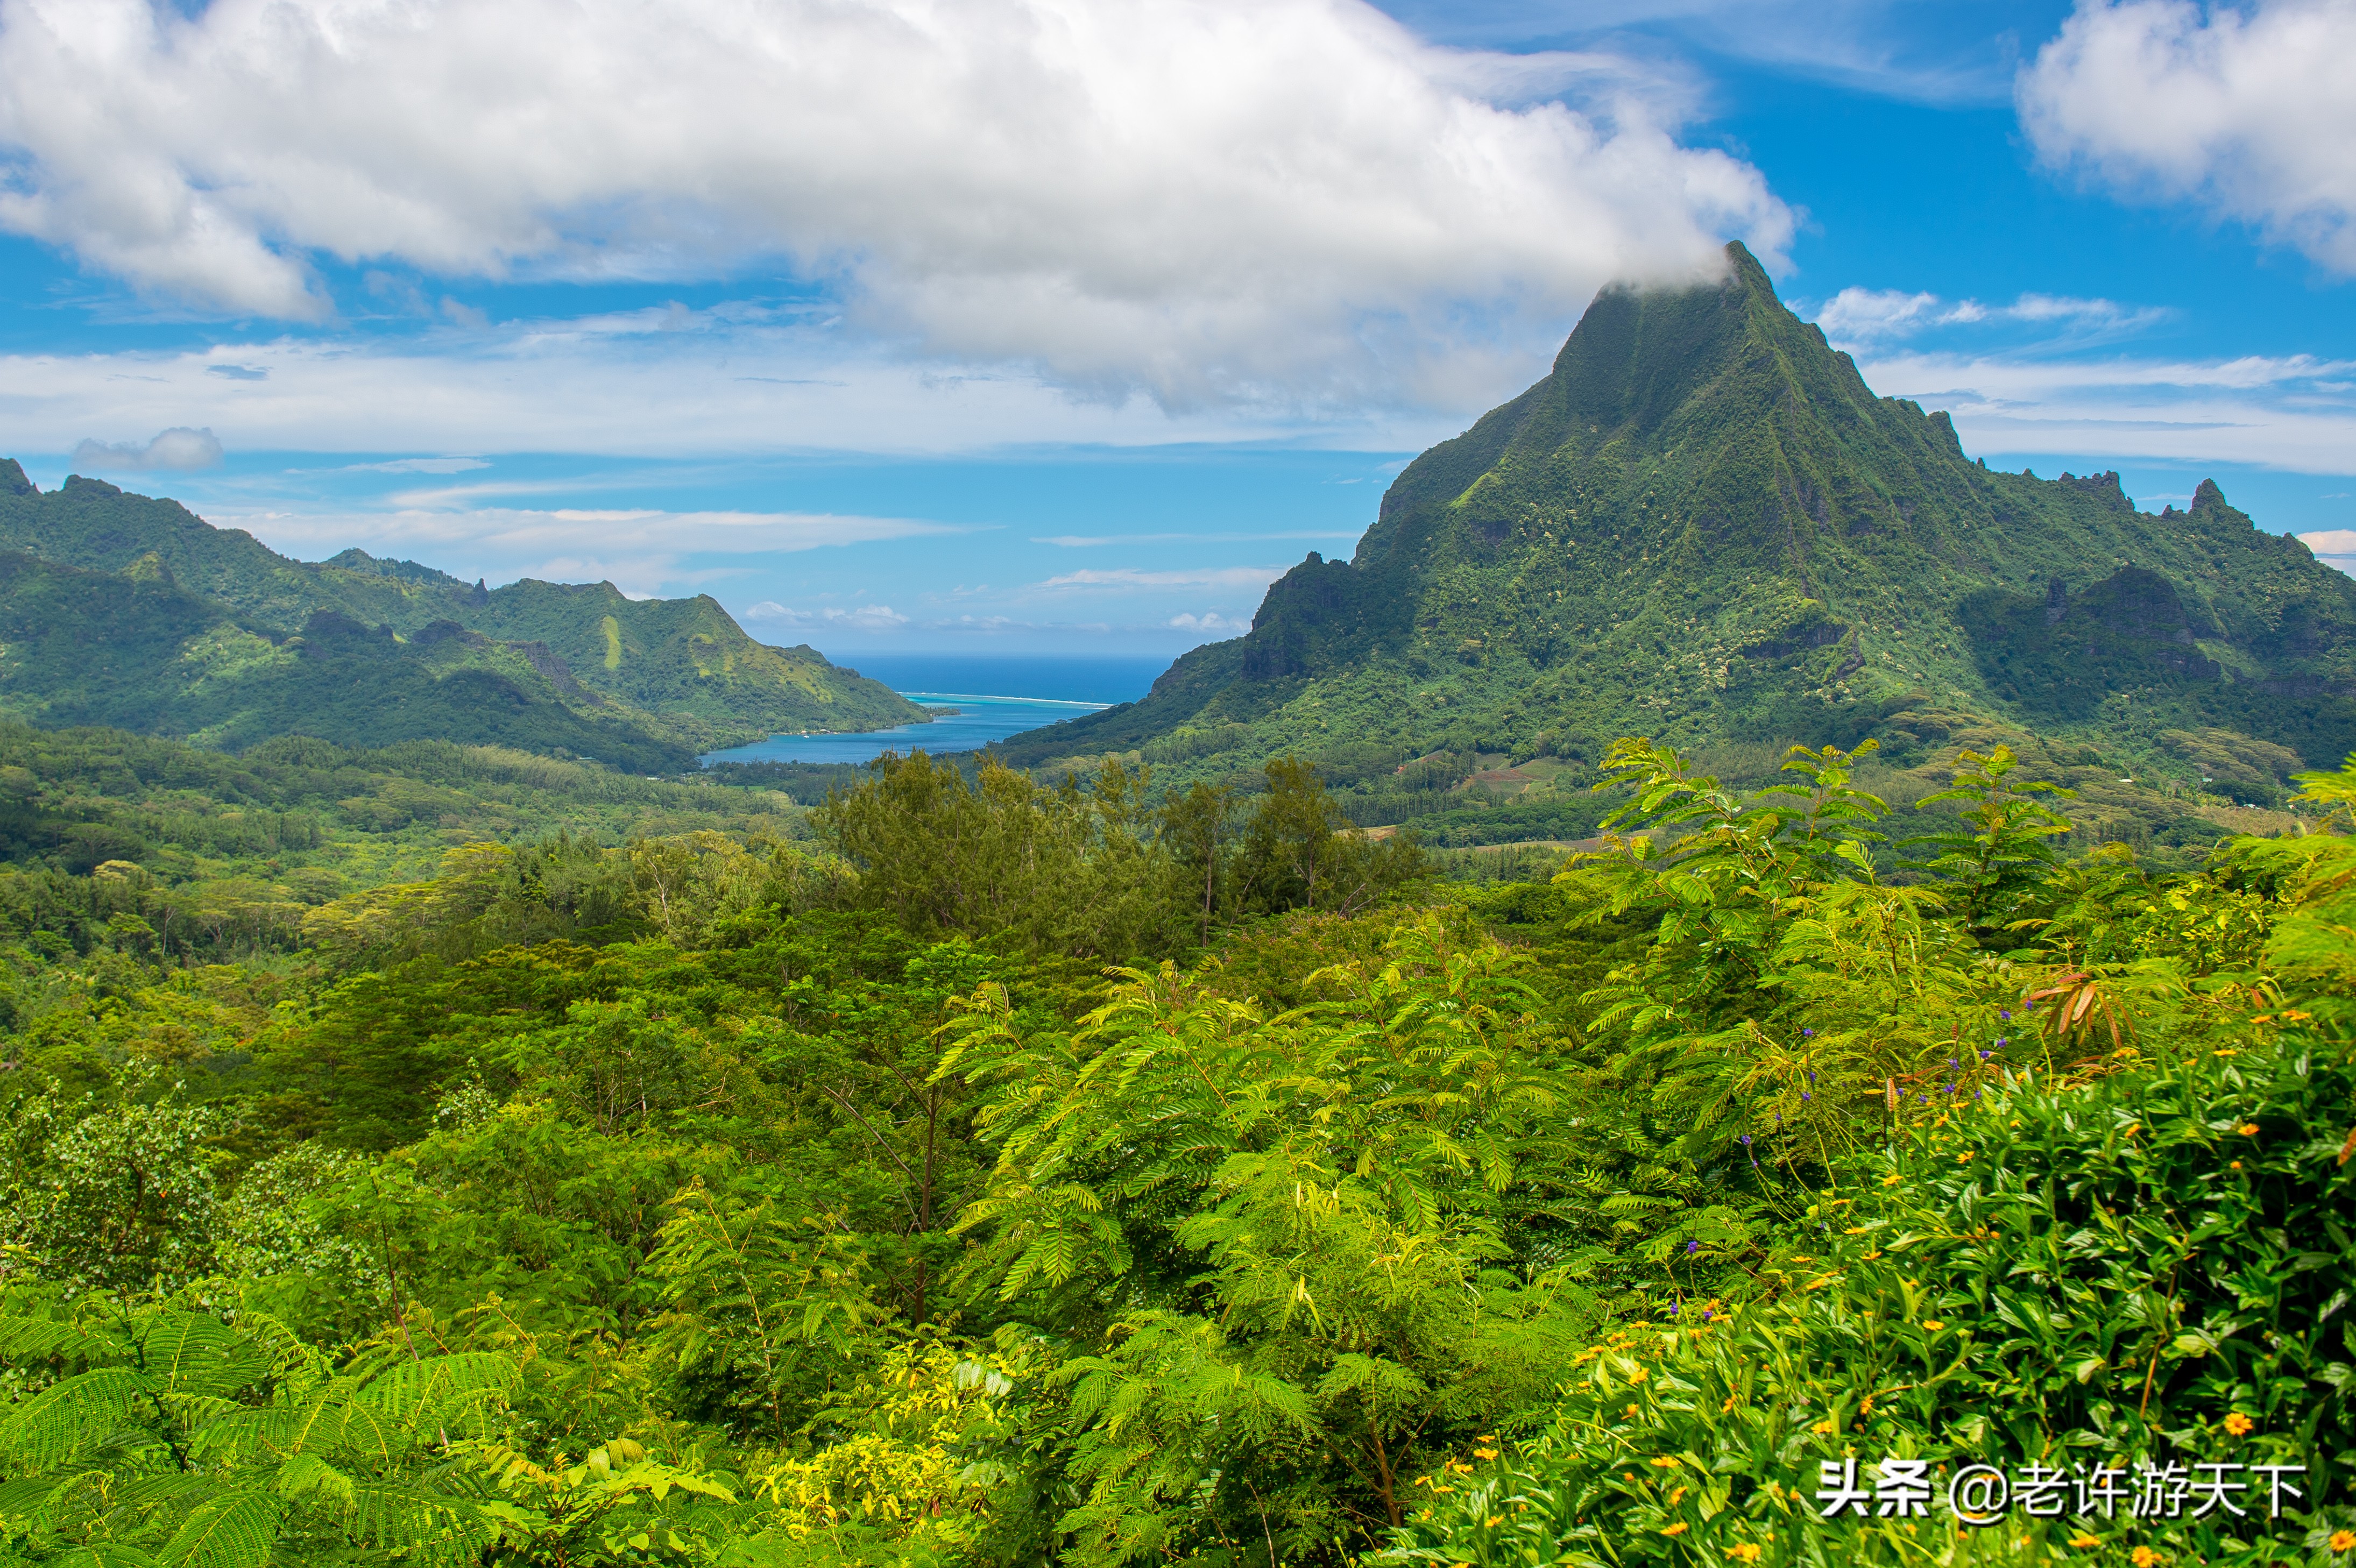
699, 690, 1108, 766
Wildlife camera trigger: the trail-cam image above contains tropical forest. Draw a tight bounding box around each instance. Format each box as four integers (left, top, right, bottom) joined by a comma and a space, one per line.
1, 255, 2352, 1568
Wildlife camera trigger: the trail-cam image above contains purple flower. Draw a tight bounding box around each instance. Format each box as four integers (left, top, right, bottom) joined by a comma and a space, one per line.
1999, 1010, 2012, 1021
1702, 1310, 1714, 1322
1802, 1092, 1812, 1102
1809, 1071, 1817, 1083
1918, 1094, 1928, 1103
1979, 1050, 1991, 1060
1948, 1058, 1958, 1068
1802, 1028, 1815, 1038
1945, 1084, 1957, 1093
1774, 1111, 1783, 1124
1686, 1240, 1701, 1254
1741, 1134, 1752, 1145
1995, 1037, 2008, 1048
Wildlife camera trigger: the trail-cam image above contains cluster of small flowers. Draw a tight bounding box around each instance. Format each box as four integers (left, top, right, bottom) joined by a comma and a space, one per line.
1813, 1455, 2308, 1528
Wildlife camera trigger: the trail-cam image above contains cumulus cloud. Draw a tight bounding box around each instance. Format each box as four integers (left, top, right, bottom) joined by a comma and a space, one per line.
69, 426, 223, 472
2301, 529, 2356, 575
2019, 0, 2356, 272
1812, 287, 2166, 346
0, 0, 1791, 406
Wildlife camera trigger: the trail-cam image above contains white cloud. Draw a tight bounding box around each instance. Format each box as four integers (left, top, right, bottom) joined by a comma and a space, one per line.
0, 0, 1790, 408
2019, 0, 2356, 272
69, 425, 223, 471
1169, 610, 1249, 633
1855, 346, 2356, 473
2300, 528, 2356, 575
1035, 565, 1287, 593
1811, 286, 2167, 346
338, 457, 490, 474
744, 602, 913, 631
1032, 530, 1360, 546
220, 505, 958, 562
0, 325, 1467, 459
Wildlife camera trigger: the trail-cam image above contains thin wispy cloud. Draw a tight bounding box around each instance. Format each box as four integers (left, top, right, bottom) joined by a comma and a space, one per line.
1034, 566, 1289, 594
1858, 347, 2356, 474
1031, 531, 1361, 547
1810, 287, 2171, 346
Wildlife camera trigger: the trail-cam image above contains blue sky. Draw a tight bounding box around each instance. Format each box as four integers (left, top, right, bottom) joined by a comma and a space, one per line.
3, 0, 2353, 656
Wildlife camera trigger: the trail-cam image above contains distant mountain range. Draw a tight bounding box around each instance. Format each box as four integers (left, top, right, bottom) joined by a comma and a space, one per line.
1002, 244, 2354, 819
0, 465, 922, 768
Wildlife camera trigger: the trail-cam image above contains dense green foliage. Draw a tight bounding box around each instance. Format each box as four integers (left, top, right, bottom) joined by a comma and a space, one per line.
1000, 247, 2354, 838
0, 464, 922, 757
0, 552, 695, 772
0, 712, 2346, 1566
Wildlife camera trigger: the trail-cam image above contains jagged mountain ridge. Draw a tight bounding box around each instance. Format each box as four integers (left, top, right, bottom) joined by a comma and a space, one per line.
0, 463, 925, 748
0, 551, 695, 771
1000, 244, 2356, 787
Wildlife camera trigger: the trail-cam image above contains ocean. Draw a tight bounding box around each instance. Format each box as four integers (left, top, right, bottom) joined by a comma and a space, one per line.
698, 653, 1171, 766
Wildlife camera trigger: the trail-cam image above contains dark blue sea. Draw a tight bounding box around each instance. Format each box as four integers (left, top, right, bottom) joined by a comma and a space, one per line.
699, 654, 1169, 767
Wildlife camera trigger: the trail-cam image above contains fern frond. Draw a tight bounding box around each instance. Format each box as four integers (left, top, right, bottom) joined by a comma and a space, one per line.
139, 1315, 268, 1400
0, 1314, 120, 1367
0, 1367, 150, 1469
343, 1482, 499, 1568
270, 1451, 356, 1508
353, 1352, 518, 1440
153, 1488, 284, 1568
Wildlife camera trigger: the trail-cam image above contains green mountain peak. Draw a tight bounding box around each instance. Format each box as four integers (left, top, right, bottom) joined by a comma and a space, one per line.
1006, 245, 2356, 806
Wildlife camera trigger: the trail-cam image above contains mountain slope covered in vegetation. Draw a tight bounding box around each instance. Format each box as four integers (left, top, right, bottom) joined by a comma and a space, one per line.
0, 551, 697, 772
0, 462, 923, 747
1003, 245, 2355, 806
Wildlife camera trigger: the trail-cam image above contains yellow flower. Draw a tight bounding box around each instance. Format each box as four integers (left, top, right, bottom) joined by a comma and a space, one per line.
2070, 1534, 2102, 1548
1650, 1456, 1682, 1468
2225, 1412, 2255, 1435
1922, 1320, 1945, 1331
1485, 1516, 1504, 1528
1881, 1174, 1902, 1187
1859, 1395, 1875, 1416
1728, 1547, 1763, 1563
2132, 1549, 2161, 1568
2239, 1123, 2261, 1136
1813, 1419, 1836, 1435
2330, 1528, 2356, 1552
1661, 1522, 1689, 1536
1957, 1151, 1975, 1162
2231, 1160, 2244, 1170
1669, 1486, 1688, 1505
1474, 1448, 1499, 1460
